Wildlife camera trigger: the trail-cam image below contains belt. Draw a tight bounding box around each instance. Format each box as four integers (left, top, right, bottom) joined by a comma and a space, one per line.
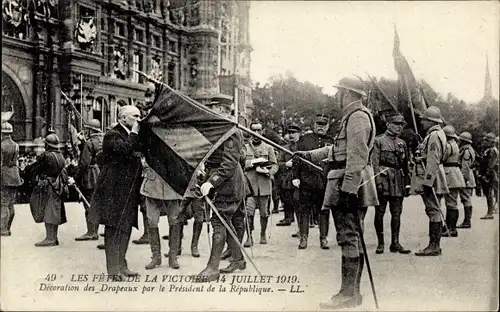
443, 163, 460, 167
379, 162, 402, 169
326, 160, 346, 170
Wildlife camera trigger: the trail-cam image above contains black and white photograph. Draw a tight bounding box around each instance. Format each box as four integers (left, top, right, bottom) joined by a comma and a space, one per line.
1, 1, 499, 311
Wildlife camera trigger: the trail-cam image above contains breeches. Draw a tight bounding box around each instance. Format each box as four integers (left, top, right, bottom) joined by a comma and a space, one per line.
331, 207, 368, 258
458, 188, 473, 207
1, 187, 16, 230
246, 196, 270, 217
481, 181, 498, 209
375, 196, 403, 217
145, 198, 182, 227
444, 188, 460, 211
420, 187, 443, 222
211, 200, 243, 261
298, 188, 325, 216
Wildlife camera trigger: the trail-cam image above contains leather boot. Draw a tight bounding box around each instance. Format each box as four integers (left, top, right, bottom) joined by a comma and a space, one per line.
75, 211, 99, 241
260, 216, 268, 244
298, 211, 309, 249
375, 232, 384, 254
320, 257, 362, 309
330, 257, 347, 299
191, 221, 202, 258
244, 215, 254, 247
441, 210, 452, 237
415, 222, 442, 256
389, 217, 410, 254
35, 223, 58, 247
145, 227, 162, 270
319, 212, 329, 250
132, 213, 150, 244
355, 255, 364, 294
448, 210, 458, 237
167, 225, 181, 269
298, 235, 308, 249
195, 229, 225, 282
457, 206, 472, 228
480, 206, 494, 219
220, 259, 246, 273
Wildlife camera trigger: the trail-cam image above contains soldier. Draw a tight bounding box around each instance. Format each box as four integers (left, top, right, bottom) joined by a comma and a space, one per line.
372, 113, 411, 254
242, 122, 278, 246
412, 106, 449, 256
478, 132, 499, 220
30, 133, 68, 247
73, 119, 104, 241
441, 126, 466, 237
139, 158, 184, 270
293, 114, 334, 249
196, 99, 246, 281
457, 131, 476, 228
276, 124, 301, 227
1, 121, 23, 236
295, 78, 378, 309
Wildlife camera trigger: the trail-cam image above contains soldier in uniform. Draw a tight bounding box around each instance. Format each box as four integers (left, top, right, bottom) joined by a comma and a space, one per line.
441, 126, 466, 237
30, 133, 68, 247
73, 119, 104, 241
243, 122, 278, 246
276, 124, 301, 227
293, 114, 333, 249
478, 132, 499, 220
412, 106, 449, 256
196, 99, 246, 281
140, 158, 184, 270
1, 121, 23, 236
296, 78, 378, 309
371, 113, 411, 254
90, 105, 143, 280
457, 131, 476, 228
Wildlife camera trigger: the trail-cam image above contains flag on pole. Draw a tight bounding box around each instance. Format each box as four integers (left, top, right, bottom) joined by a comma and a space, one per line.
140, 87, 237, 197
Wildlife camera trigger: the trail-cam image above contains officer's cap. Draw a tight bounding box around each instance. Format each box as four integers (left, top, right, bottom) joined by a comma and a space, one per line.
315, 114, 329, 125
333, 78, 367, 97
206, 97, 233, 110
386, 113, 406, 125
287, 123, 301, 133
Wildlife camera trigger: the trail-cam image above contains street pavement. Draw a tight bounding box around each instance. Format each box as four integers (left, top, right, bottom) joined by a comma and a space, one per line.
1, 195, 498, 311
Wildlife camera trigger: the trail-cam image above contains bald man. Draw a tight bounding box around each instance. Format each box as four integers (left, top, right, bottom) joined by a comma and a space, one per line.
91, 105, 143, 281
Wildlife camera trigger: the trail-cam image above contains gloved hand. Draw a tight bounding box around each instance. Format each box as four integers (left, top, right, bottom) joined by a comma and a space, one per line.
68, 177, 75, 186
285, 160, 293, 168
256, 166, 270, 175
293, 151, 310, 163
200, 182, 214, 197
292, 179, 300, 188
404, 185, 411, 197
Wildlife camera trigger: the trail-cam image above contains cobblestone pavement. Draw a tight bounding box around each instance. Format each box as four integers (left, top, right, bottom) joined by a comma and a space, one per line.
1, 196, 498, 311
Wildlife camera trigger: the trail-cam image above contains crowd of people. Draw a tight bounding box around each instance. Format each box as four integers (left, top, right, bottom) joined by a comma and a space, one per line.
1, 77, 499, 310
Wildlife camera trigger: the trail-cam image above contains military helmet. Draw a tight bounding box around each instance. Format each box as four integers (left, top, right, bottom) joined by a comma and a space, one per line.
333, 77, 367, 97
484, 132, 497, 142
443, 125, 459, 140
419, 106, 443, 124
459, 131, 473, 143
84, 119, 102, 131
43, 133, 60, 148
1, 122, 13, 134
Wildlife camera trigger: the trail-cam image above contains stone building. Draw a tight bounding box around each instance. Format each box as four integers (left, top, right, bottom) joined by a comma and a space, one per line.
2, 0, 252, 151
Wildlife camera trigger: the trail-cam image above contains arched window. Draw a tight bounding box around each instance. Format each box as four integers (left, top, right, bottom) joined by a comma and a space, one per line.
93, 97, 108, 130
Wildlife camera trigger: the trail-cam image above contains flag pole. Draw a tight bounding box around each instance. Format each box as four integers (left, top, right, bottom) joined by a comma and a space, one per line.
133, 69, 324, 173
365, 73, 398, 113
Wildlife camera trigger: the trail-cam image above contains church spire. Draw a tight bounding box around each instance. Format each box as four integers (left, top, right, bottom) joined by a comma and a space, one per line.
484, 52, 492, 101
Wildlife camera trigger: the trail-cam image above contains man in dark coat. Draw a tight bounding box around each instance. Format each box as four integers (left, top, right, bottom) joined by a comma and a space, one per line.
74, 119, 104, 241
90, 105, 142, 281
1, 121, 24, 236
196, 99, 246, 282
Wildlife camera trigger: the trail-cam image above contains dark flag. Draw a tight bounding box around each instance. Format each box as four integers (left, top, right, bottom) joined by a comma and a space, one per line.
393, 27, 427, 131
140, 88, 237, 197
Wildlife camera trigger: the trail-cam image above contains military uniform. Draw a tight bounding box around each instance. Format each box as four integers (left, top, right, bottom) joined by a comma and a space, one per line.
74, 122, 104, 241
371, 114, 411, 254
412, 106, 449, 257
304, 78, 377, 310
244, 136, 278, 245
441, 126, 466, 237
478, 133, 499, 219
1, 123, 23, 236
294, 118, 334, 249
276, 134, 299, 226
457, 132, 476, 228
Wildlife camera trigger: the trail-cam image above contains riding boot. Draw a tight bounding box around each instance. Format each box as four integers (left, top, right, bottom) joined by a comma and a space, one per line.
389, 217, 410, 254
191, 221, 202, 258
145, 227, 162, 270
458, 206, 472, 228
448, 210, 459, 237
374, 209, 384, 254
441, 210, 451, 237
375, 232, 384, 254
298, 212, 309, 249
415, 222, 442, 256
166, 225, 180, 269
195, 227, 225, 282
35, 223, 58, 247
132, 213, 150, 244
320, 257, 362, 309
260, 216, 268, 244
220, 222, 246, 274
244, 215, 254, 247
330, 257, 347, 299
319, 211, 329, 249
